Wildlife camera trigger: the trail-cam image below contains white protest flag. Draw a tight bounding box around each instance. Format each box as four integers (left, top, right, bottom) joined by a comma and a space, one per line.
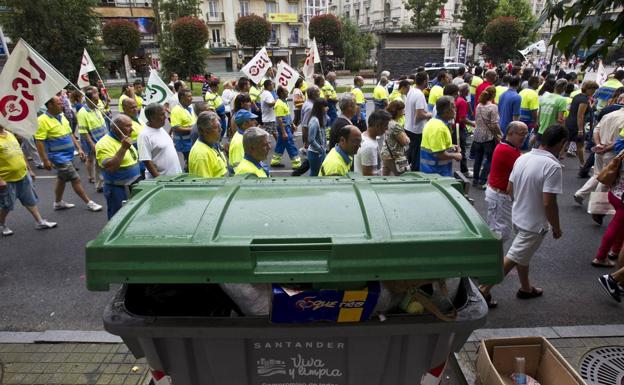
139, 69, 174, 124
77, 48, 96, 88
534, 40, 547, 53
596, 60, 607, 86
302, 48, 315, 81
311, 38, 321, 64
145, 69, 173, 105
274, 61, 299, 92
241, 47, 273, 85
0, 40, 68, 138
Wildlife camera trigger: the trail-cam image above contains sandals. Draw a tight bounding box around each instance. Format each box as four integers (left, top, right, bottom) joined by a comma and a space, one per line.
516, 287, 543, 299
88, 177, 95, 183
592, 258, 616, 268
479, 290, 498, 309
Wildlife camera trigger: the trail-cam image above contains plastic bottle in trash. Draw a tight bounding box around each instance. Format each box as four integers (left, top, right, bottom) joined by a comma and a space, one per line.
512, 356, 527, 385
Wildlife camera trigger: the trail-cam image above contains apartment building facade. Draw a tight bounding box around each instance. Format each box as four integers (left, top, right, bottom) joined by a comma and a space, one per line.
94, 0, 158, 78
200, 0, 316, 72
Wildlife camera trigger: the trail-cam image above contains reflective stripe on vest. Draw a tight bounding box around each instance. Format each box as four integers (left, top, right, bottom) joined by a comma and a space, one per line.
46, 134, 73, 153
90, 126, 108, 142
102, 164, 141, 186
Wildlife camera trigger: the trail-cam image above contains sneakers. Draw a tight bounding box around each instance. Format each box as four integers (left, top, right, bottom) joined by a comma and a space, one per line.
0, 224, 14, 236
35, 219, 57, 230
87, 201, 103, 212
598, 274, 621, 303
573, 194, 584, 205
53, 200, 75, 210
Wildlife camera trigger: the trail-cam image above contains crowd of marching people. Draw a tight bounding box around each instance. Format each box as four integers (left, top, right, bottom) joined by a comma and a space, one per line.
2, 60, 624, 305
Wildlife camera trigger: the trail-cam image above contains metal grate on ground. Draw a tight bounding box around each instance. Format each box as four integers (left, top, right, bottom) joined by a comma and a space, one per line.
580, 346, 624, 385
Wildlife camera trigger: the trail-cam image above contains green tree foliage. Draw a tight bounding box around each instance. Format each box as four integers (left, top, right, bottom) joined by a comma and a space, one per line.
160, 17, 209, 88
235, 15, 272, 54
403, 0, 447, 32
157, 0, 202, 82
308, 14, 343, 56
494, 0, 537, 48
539, 0, 624, 68
159, 0, 201, 29
102, 20, 141, 83
338, 18, 375, 71
0, 0, 102, 82
458, 0, 498, 61
483, 16, 523, 63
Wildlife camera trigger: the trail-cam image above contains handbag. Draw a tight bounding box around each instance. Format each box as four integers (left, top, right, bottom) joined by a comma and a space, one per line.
384, 138, 409, 174
597, 150, 624, 187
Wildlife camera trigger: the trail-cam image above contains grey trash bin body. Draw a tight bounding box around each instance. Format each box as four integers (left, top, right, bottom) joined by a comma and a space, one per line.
105, 278, 487, 385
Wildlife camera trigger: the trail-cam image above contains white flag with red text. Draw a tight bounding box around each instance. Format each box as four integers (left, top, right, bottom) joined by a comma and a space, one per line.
77, 48, 96, 88
241, 47, 273, 85
303, 38, 321, 81
274, 61, 299, 92
0, 40, 68, 138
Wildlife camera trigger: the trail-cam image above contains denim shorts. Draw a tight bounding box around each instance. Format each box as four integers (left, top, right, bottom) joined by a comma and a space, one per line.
0, 174, 38, 211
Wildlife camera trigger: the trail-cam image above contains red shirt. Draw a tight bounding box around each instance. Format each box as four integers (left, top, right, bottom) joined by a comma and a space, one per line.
488, 141, 521, 191
475, 81, 493, 107
455, 96, 469, 130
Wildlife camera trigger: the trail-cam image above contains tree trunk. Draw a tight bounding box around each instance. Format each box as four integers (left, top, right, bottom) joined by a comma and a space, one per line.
472, 42, 477, 64
121, 53, 128, 83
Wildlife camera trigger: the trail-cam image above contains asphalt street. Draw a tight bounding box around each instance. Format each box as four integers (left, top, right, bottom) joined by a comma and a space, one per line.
1, 99, 622, 332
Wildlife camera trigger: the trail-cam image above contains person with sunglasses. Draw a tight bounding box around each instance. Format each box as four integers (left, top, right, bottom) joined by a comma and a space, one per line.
95, 115, 141, 219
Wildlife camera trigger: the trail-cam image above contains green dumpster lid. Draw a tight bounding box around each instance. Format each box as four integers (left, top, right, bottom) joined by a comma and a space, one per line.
86, 173, 503, 291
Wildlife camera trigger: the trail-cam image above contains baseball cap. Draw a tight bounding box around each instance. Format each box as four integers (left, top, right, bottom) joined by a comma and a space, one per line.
234, 109, 258, 125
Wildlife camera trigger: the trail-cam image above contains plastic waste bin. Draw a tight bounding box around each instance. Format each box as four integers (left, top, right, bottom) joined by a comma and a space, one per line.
87, 173, 503, 385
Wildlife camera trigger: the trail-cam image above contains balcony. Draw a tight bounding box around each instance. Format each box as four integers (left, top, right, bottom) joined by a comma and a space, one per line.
206, 12, 224, 23
288, 38, 304, 47
364, 0, 371, 8
99, 0, 152, 7
208, 40, 230, 49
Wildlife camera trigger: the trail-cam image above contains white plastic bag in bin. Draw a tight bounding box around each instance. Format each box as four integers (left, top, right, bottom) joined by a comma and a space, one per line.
220, 283, 271, 315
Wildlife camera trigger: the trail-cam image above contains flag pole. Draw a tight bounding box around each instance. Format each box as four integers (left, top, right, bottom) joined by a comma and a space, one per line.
20, 40, 124, 134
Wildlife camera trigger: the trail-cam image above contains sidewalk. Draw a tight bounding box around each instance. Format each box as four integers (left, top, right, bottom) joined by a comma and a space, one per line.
1, 326, 623, 385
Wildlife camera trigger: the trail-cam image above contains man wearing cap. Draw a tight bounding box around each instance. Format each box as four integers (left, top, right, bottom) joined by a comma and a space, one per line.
96, 115, 141, 219
229, 109, 258, 170
235, 127, 272, 178
170, 89, 196, 170
320, 125, 362, 177
188, 111, 227, 178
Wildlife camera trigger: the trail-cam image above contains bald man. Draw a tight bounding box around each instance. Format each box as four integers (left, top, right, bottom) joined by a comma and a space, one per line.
96, 115, 141, 219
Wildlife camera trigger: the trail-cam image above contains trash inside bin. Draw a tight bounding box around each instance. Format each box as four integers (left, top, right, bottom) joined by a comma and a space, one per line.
88, 173, 503, 385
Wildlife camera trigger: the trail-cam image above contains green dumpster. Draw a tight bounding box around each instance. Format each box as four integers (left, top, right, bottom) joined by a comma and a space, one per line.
87, 173, 503, 385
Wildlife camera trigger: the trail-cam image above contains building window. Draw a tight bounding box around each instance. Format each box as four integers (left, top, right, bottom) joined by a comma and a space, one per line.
289, 26, 300, 44
211, 28, 221, 44
240, 1, 249, 16
384, 2, 391, 18
355, 9, 359, 23
288, 3, 298, 14
454, 1, 461, 15
266, 1, 278, 14
269, 25, 279, 43
207, 0, 218, 17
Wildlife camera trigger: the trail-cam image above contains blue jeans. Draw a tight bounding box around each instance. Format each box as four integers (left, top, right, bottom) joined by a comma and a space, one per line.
275, 126, 298, 158
103, 184, 128, 220
472, 140, 496, 185
308, 151, 325, 176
